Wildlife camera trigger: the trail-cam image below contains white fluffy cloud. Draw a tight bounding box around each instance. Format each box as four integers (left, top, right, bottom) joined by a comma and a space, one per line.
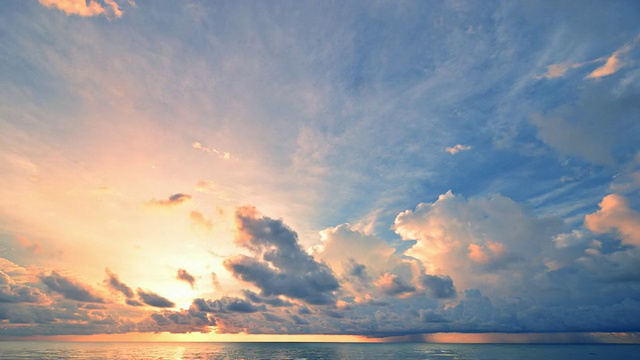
394, 190, 562, 294
584, 194, 640, 246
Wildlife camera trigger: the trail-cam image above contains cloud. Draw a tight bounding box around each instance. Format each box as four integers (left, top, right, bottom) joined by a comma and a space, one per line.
445, 144, 471, 154
586, 36, 639, 79
242, 290, 294, 307
210, 272, 221, 292
104, 268, 134, 299
224, 206, 339, 305
39, 0, 123, 18
394, 190, 562, 293
191, 297, 265, 314
16, 236, 42, 254
540, 35, 639, 80
374, 273, 416, 296
39, 272, 106, 303
584, 194, 640, 246
586, 53, 623, 79
147, 193, 192, 207
136, 289, 175, 308
192, 141, 233, 160
0, 271, 49, 304
176, 269, 196, 289
420, 274, 456, 299
190, 211, 213, 231
139, 308, 216, 334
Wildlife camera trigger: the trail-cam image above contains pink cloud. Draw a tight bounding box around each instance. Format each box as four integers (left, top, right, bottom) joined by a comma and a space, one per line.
39, 0, 123, 18
445, 144, 471, 154
584, 194, 640, 246
586, 52, 622, 79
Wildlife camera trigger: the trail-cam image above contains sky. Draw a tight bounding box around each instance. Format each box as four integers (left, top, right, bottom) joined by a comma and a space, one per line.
1, 0, 640, 343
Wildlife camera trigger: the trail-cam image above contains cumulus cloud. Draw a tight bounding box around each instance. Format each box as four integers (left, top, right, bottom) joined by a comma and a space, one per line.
176, 269, 196, 289
224, 206, 339, 305
40, 272, 106, 303
243, 290, 294, 307
445, 144, 471, 154
191, 297, 265, 314
420, 274, 456, 299
394, 190, 561, 293
147, 193, 192, 207
584, 194, 640, 246
136, 289, 175, 308
0, 271, 48, 304
374, 273, 415, 296
39, 0, 124, 19
139, 308, 216, 334
314, 223, 454, 303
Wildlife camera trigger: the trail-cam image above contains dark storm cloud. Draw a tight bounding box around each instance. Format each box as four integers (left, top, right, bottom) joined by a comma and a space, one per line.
176, 268, 196, 289
224, 206, 339, 305
39, 271, 106, 303
147, 193, 192, 207
421, 274, 456, 299
104, 268, 134, 299
136, 289, 175, 308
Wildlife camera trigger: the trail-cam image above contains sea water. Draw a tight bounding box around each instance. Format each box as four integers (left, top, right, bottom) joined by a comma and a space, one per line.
0, 342, 638, 360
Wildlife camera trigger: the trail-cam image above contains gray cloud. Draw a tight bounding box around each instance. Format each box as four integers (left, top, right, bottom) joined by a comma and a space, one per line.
243, 290, 294, 307
147, 193, 192, 207
104, 268, 134, 299
224, 206, 339, 305
136, 289, 175, 308
0, 271, 48, 304
40, 272, 106, 303
140, 309, 216, 334
421, 274, 456, 299
176, 269, 196, 289
191, 297, 265, 314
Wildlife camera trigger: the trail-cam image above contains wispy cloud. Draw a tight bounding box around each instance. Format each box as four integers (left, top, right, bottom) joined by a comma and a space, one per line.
39, 0, 124, 19
190, 210, 213, 231
586, 36, 639, 79
147, 193, 192, 207
445, 144, 471, 154
192, 141, 233, 160
540, 34, 640, 80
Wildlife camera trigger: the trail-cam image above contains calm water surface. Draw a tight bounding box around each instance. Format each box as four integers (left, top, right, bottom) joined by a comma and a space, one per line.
0, 342, 638, 360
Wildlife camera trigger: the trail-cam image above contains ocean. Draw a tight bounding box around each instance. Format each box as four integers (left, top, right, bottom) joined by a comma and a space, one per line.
0, 342, 639, 360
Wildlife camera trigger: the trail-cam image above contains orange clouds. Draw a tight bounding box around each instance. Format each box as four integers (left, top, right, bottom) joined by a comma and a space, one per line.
468, 240, 505, 264
584, 194, 640, 246
39, 0, 123, 18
